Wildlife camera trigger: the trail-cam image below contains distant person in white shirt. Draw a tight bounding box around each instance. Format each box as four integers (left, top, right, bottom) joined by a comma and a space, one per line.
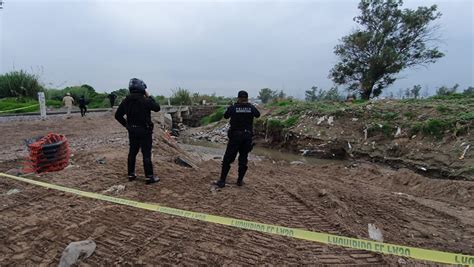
62, 93, 75, 118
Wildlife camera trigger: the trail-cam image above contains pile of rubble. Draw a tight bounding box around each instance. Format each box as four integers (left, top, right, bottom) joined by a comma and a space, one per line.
190, 123, 229, 144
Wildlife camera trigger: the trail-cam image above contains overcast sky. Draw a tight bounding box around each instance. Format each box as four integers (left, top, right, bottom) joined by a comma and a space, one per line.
0, 0, 473, 98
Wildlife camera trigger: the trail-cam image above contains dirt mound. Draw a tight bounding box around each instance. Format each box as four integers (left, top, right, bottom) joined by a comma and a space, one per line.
253, 99, 474, 180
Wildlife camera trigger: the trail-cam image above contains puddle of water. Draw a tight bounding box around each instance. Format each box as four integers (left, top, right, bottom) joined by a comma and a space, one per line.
179, 138, 342, 166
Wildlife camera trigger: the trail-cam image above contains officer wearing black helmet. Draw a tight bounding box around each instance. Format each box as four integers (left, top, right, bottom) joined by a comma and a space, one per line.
214, 90, 260, 188
115, 78, 161, 184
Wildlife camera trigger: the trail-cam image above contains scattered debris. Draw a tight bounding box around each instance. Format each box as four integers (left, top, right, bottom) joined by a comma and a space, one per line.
364, 128, 368, 140
394, 127, 402, 138
300, 149, 310, 156
103, 185, 125, 195
190, 123, 229, 144
318, 189, 327, 197
368, 223, 384, 242
58, 240, 96, 267
290, 161, 304, 165
393, 192, 410, 197
317, 116, 326, 125
175, 156, 195, 168
351, 118, 358, 121
95, 157, 106, 164
398, 258, 407, 265
327, 116, 334, 126
418, 167, 427, 171
347, 142, 352, 150
459, 144, 470, 160
5, 189, 21, 196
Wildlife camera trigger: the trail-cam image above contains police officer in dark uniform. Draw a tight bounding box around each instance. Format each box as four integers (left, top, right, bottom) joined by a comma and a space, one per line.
108, 93, 117, 108
115, 78, 161, 184
78, 95, 87, 117
214, 90, 260, 188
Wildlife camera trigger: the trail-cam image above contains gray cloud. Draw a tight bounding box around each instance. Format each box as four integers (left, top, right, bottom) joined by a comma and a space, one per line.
1, 0, 472, 98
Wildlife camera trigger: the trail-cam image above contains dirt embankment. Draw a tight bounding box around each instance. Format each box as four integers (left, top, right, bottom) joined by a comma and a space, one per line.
0, 111, 473, 265
253, 99, 474, 181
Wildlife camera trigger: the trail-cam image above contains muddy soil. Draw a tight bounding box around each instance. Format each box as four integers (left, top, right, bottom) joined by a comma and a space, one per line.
0, 112, 472, 265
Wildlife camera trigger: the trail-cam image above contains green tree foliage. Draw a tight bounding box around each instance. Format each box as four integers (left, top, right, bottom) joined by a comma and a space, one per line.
324, 87, 343, 101
305, 86, 342, 101
0, 70, 43, 99
155, 95, 167, 105
277, 90, 286, 99
410, 84, 422, 99
305, 86, 319, 102
258, 88, 277, 103
191, 93, 232, 105
404, 88, 411, 99
464, 86, 474, 95
436, 83, 458, 96
201, 106, 226, 125
330, 0, 444, 99
111, 88, 129, 98
43, 85, 109, 108
170, 87, 192, 105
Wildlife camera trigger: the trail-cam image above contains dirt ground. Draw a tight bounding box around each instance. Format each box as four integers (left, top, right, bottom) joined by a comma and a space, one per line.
0, 112, 473, 265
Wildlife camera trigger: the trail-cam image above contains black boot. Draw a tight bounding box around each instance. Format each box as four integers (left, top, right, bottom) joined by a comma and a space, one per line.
128, 173, 137, 182
237, 165, 248, 186
146, 175, 160, 185
212, 180, 226, 188
215, 163, 231, 188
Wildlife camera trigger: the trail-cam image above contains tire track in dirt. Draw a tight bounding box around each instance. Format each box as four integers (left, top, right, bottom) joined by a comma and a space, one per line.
0, 162, 386, 265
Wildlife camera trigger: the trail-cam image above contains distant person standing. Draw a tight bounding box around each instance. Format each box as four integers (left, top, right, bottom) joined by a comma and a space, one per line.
108, 93, 117, 108
79, 96, 88, 117
62, 93, 74, 118
214, 90, 260, 188
115, 78, 161, 184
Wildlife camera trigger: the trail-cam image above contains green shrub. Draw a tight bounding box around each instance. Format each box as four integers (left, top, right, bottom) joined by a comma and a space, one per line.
266, 119, 284, 130
87, 94, 108, 108
283, 115, 299, 128
458, 112, 474, 121
170, 88, 192, 105
382, 112, 398, 121
368, 122, 395, 137
410, 122, 424, 135
352, 99, 367, 104
422, 119, 453, 138
46, 99, 62, 108
459, 112, 474, 121
436, 105, 451, 114
431, 93, 472, 100
403, 112, 415, 119
0, 98, 39, 113
200, 106, 226, 125
0, 70, 43, 98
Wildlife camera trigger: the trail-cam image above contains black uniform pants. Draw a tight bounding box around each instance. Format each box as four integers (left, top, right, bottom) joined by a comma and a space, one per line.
127, 126, 154, 177
220, 131, 253, 182
80, 106, 87, 117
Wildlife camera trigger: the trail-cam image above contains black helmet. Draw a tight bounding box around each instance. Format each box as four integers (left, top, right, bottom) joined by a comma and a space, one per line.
237, 90, 248, 98
129, 78, 147, 94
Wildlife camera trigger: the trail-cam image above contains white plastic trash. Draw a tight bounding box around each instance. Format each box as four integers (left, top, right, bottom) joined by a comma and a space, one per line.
368, 223, 384, 242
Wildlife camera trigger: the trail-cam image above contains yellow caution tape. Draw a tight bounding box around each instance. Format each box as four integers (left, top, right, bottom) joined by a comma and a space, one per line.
0, 172, 472, 266
0, 104, 39, 114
